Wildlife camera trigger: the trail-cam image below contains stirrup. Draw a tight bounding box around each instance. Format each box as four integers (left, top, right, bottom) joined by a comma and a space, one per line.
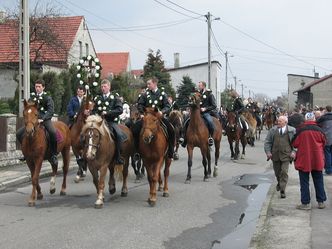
50, 155, 58, 166
208, 137, 214, 146
133, 153, 141, 161
178, 137, 184, 144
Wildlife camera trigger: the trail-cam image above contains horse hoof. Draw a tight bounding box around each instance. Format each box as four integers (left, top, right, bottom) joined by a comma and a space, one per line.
185, 179, 191, 184
50, 188, 56, 195
95, 199, 104, 209
74, 176, 80, 183
60, 191, 66, 196
148, 199, 156, 207
94, 203, 103, 209
163, 192, 169, 197
37, 194, 43, 200
158, 186, 163, 192
109, 187, 116, 195
241, 155, 245, 159
28, 201, 35, 207
204, 177, 209, 182
134, 179, 141, 183
213, 169, 218, 177
121, 192, 128, 197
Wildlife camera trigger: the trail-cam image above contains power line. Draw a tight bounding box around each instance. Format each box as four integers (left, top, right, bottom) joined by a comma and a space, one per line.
220, 19, 332, 72
152, 0, 204, 19
165, 0, 203, 16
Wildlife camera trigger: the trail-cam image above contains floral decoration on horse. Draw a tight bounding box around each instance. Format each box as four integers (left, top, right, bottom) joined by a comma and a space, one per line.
146, 86, 166, 109
76, 55, 102, 93
30, 91, 49, 114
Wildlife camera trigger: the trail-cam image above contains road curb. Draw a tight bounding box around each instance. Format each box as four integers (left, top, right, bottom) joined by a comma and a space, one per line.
248, 181, 276, 249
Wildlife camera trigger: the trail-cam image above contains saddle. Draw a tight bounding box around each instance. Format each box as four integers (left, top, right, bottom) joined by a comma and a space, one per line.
41, 126, 64, 144
108, 123, 128, 143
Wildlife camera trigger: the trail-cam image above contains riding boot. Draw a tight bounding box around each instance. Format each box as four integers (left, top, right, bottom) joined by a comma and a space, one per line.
113, 129, 124, 165
132, 120, 142, 161
181, 118, 189, 148
50, 137, 58, 166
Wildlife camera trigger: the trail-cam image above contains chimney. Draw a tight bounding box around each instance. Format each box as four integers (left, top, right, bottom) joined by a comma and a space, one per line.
0, 10, 6, 23
174, 53, 180, 68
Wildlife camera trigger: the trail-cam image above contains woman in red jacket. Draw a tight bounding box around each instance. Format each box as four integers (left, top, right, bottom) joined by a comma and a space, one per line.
292, 112, 327, 210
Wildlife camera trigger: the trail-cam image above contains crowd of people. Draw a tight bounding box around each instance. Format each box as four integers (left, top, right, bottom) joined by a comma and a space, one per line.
18, 77, 332, 211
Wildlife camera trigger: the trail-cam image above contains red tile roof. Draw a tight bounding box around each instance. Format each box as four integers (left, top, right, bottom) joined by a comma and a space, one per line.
97, 52, 130, 78
0, 16, 83, 64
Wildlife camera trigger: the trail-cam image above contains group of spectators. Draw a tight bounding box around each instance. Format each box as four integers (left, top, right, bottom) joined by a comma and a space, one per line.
264, 105, 332, 210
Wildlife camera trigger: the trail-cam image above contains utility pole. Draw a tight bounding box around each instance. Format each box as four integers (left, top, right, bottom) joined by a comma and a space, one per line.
19, 0, 30, 117
206, 12, 211, 89
234, 76, 237, 91
249, 89, 251, 98
240, 83, 244, 98
225, 51, 228, 90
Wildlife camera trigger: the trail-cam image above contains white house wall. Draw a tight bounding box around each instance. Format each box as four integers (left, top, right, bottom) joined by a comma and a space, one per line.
67, 19, 96, 66
0, 68, 17, 99
311, 78, 332, 107
168, 62, 222, 107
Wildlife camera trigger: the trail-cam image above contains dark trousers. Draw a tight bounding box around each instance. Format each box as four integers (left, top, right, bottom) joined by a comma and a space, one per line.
16, 119, 57, 155
298, 170, 327, 204
272, 160, 289, 192
132, 118, 175, 158
108, 122, 123, 161
324, 145, 332, 174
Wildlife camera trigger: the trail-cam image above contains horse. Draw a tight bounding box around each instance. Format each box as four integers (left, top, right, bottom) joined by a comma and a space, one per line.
70, 98, 94, 183
255, 113, 263, 140
263, 107, 274, 130
225, 111, 247, 160
129, 104, 145, 181
242, 109, 257, 146
139, 107, 172, 206
21, 100, 71, 206
185, 92, 222, 183
81, 115, 134, 208
168, 110, 183, 160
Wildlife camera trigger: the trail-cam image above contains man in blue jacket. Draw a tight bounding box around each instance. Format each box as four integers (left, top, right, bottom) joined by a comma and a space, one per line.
67, 86, 85, 126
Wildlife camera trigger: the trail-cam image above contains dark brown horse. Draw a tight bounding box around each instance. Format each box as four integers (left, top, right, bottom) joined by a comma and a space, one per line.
139, 107, 172, 206
168, 110, 183, 160
225, 111, 247, 160
185, 92, 222, 183
81, 115, 133, 208
21, 100, 71, 206
70, 98, 94, 183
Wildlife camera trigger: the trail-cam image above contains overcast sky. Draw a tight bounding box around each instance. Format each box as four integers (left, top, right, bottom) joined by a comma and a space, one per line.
2, 0, 332, 98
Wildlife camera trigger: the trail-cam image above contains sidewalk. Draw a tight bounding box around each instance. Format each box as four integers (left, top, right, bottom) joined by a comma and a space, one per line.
249, 164, 332, 249
0, 157, 78, 192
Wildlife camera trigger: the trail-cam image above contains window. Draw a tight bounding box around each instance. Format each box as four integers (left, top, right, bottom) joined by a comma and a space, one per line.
79, 41, 82, 58
85, 43, 89, 56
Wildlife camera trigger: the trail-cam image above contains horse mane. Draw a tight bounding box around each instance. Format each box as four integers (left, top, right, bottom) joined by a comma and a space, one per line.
144, 107, 162, 119
168, 110, 183, 126
82, 115, 111, 139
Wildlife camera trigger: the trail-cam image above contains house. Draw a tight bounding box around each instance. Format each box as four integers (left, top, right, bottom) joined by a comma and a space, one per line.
97, 52, 131, 79
0, 15, 96, 99
287, 74, 319, 111
167, 60, 222, 107
293, 74, 332, 109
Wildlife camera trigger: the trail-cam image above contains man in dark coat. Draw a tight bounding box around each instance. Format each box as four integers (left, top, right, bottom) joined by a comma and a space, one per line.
67, 86, 85, 126
292, 112, 327, 210
92, 79, 124, 164
229, 90, 247, 132
317, 105, 332, 175
132, 77, 175, 159
16, 79, 58, 166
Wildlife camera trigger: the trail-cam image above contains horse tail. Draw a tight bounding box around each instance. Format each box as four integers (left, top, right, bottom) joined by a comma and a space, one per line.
114, 164, 123, 181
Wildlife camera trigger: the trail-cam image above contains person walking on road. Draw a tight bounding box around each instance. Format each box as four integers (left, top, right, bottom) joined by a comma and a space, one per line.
316, 105, 332, 175
292, 112, 327, 210
264, 115, 296, 198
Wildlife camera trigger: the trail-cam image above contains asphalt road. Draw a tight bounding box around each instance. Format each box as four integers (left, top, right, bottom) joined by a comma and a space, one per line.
0, 132, 273, 249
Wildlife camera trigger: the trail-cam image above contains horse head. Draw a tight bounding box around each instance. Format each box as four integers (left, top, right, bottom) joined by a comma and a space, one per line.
142, 107, 162, 144
188, 91, 201, 109
226, 111, 238, 132
23, 99, 39, 137
82, 115, 105, 160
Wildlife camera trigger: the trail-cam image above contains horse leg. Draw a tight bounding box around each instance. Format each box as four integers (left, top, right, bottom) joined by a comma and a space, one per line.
240, 136, 247, 159
199, 146, 209, 181
228, 138, 235, 159
158, 169, 163, 192
95, 165, 107, 209
108, 164, 116, 195
131, 156, 140, 182
29, 159, 43, 206
147, 162, 160, 206
213, 139, 221, 177
49, 154, 58, 195
185, 147, 194, 184
59, 146, 70, 196
206, 147, 212, 178
234, 140, 240, 160
163, 157, 172, 197
121, 159, 129, 197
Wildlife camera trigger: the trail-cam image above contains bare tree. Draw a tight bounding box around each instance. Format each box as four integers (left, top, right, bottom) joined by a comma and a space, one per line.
5, 0, 68, 66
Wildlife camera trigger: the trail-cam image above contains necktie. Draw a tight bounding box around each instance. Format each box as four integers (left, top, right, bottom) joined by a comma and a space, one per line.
279, 128, 282, 135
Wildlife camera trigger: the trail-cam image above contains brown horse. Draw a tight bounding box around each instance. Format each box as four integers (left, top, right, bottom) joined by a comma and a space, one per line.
70, 98, 94, 183
81, 115, 133, 208
242, 109, 257, 146
264, 107, 274, 130
185, 92, 222, 183
168, 110, 183, 160
139, 107, 172, 206
225, 111, 247, 160
21, 100, 71, 206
